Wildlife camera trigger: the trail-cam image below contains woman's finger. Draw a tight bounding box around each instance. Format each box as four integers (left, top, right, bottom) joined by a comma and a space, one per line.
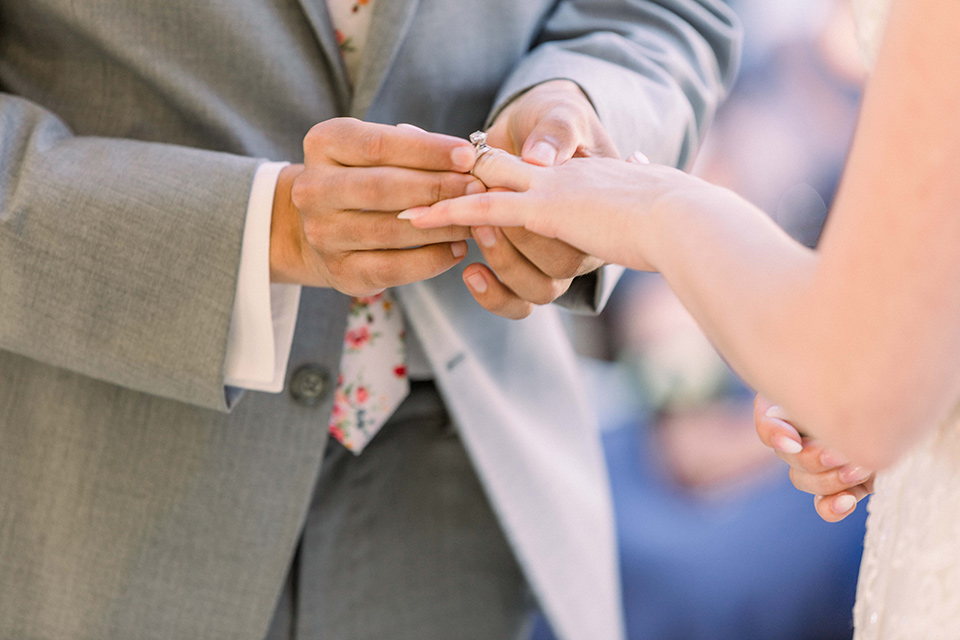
789, 464, 873, 496
472, 148, 538, 191
754, 396, 803, 454
398, 191, 532, 229
814, 483, 871, 523
754, 396, 853, 472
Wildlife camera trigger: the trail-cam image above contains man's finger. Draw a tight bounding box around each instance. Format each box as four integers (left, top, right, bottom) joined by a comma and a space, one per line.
501, 227, 601, 280
313, 166, 485, 211
313, 212, 471, 251
520, 107, 582, 166
471, 226, 570, 306
461, 264, 536, 320
304, 118, 476, 172
338, 242, 469, 295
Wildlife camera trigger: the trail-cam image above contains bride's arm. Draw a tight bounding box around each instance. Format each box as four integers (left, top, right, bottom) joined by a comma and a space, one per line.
664, 0, 960, 469
404, 0, 960, 469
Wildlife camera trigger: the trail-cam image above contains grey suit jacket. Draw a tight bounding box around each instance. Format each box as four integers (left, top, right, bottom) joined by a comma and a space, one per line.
0, 1, 740, 639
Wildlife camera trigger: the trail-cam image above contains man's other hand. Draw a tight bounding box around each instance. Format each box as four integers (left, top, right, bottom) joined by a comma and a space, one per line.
464, 80, 616, 318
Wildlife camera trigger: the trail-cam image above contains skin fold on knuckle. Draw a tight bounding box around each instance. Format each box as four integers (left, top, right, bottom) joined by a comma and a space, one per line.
357, 127, 386, 165
289, 173, 316, 213
302, 123, 329, 161
302, 213, 339, 256
365, 215, 398, 249
354, 170, 389, 205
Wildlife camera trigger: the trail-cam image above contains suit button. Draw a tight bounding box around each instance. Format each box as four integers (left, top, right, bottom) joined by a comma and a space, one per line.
289, 364, 330, 407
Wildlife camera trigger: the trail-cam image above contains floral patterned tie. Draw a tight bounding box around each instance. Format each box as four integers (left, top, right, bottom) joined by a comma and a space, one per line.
326, 0, 410, 454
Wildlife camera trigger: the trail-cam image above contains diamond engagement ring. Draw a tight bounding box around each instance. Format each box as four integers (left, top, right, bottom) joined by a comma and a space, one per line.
469, 130, 493, 157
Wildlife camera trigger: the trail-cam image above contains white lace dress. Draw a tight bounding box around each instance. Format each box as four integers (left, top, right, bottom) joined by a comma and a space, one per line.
848, 5, 960, 638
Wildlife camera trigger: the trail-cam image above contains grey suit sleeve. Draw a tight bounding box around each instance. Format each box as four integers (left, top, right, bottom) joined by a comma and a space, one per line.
0, 93, 263, 411
487, 0, 742, 315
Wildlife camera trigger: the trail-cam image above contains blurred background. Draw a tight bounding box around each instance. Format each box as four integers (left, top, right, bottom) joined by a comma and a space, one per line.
537, 1, 871, 638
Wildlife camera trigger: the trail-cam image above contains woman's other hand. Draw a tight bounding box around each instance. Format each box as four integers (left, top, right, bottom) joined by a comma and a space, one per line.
754, 394, 874, 522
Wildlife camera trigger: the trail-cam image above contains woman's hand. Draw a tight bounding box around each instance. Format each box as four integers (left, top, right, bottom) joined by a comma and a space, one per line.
754, 395, 874, 522
400, 148, 716, 273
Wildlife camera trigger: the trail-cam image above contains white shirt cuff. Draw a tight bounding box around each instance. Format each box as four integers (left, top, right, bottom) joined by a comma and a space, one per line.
223, 161, 302, 393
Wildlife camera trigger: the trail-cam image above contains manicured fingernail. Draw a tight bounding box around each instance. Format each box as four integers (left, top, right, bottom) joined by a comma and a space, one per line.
397, 208, 425, 221
473, 226, 497, 248
772, 434, 803, 455
451, 241, 468, 259
451, 146, 475, 172
839, 465, 871, 485
527, 141, 558, 166
466, 181, 486, 195
765, 405, 791, 421
832, 494, 856, 514
627, 150, 650, 165
397, 123, 425, 132
465, 272, 487, 293
820, 449, 849, 468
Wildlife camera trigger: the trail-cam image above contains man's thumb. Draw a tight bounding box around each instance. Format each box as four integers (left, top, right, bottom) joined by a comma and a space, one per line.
520, 115, 580, 167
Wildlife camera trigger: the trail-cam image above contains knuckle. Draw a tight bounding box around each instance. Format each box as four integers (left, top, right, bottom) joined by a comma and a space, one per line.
289, 175, 312, 212
304, 119, 340, 157
367, 216, 396, 247
357, 170, 389, 203
358, 128, 385, 164
302, 216, 334, 254
355, 263, 383, 293
326, 117, 358, 140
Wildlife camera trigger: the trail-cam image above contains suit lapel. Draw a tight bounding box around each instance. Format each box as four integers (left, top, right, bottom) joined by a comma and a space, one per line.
349, 0, 421, 119
293, 0, 352, 112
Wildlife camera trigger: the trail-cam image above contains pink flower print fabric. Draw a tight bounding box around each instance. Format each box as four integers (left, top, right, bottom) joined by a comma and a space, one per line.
327, 0, 375, 83
324, 0, 408, 454
328, 292, 410, 454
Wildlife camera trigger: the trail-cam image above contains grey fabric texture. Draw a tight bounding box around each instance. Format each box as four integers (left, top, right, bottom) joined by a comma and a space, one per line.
266, 383, 531, 640
0, 1, 741, 639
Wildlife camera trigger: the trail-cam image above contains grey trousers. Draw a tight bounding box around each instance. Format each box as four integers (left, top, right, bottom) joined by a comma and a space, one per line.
264, 382, 533, 640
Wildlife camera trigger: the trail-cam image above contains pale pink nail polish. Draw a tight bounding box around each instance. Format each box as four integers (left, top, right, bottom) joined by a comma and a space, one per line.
773, 434, 803, 455
839, 465, 871, 485
765, 405, 791, 422
397, 208, 424, 221
451, 241, 468, 259
832, 494, 856, 514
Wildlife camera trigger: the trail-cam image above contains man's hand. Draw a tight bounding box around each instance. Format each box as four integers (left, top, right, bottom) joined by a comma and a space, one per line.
270, 118, 484, 296
465, 80, 617, 318
754, 395, 874, 522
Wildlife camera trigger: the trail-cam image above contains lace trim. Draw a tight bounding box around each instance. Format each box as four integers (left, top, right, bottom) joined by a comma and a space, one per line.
853, 402, 960, 639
